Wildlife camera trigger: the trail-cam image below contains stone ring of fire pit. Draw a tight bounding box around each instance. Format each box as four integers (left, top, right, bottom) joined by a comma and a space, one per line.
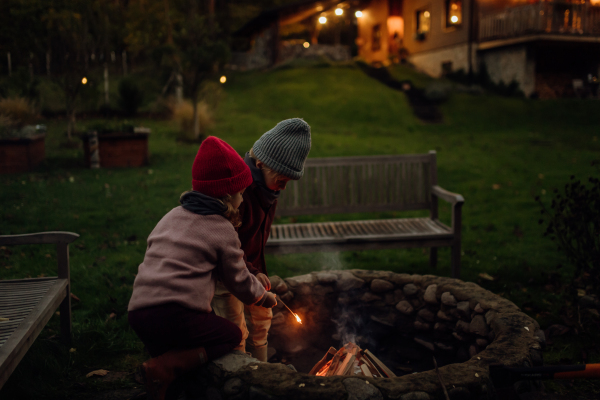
194, 270, 544, 400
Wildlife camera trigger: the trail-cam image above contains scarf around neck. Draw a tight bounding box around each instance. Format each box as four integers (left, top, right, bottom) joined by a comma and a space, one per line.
244, 152, 280, 205
179, 191, 227, 216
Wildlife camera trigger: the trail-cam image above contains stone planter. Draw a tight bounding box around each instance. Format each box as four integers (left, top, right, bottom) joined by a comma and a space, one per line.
0, 131, 45, 174
82, 128, 149, 168
185, 271, 544, 400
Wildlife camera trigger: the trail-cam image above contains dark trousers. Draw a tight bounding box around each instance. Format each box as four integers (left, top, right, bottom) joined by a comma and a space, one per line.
128, 303, 242, 360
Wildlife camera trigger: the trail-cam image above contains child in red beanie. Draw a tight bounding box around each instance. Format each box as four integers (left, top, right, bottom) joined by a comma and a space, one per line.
128, 136, 277, 400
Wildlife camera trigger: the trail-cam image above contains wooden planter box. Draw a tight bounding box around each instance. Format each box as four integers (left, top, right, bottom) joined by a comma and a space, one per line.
0, 134, 45, 174
82, 131, 149, 168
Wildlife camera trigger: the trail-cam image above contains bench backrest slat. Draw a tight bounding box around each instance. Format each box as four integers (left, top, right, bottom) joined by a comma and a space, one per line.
276, 153, 436, 216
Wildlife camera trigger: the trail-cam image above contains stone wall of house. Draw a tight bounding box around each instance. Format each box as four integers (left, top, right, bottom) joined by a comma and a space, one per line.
184, 270, 544, 400
407, 43, 473, 78
479, 44, 536, 97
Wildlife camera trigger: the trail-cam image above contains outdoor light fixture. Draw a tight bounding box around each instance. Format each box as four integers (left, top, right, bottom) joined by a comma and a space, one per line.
424, 11, 430, 18
81, 77, 88, 84
220, 76, 226, 84
335, 8, 343, 15
355, 10, 363, 17
303, 42, 310, 48
319, 16, 327, 24
451, 15, 459, 23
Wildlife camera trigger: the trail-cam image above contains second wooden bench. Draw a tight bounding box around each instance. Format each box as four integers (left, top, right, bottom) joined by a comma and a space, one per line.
265, 151, 464, 278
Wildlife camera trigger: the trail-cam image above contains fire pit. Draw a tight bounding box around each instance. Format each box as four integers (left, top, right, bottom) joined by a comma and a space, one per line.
187, 270, 544, 400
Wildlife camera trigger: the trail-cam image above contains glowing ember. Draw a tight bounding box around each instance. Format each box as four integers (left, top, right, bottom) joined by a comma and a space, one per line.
295, 314, 302, 324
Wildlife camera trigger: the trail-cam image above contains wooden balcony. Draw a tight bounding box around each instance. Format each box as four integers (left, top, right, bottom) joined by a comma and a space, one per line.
479, 1, 600, 43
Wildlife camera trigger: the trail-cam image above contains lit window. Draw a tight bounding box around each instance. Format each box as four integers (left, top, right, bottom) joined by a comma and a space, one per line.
416, 9, 431, 35
446, 0, 462, 27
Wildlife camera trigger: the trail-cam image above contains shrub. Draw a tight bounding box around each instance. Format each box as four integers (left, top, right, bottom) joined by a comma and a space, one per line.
424, 81, 452, 103
538, 176, 600, 294
0, 114, 17, 138
0, 97, 38, 128
118, 78, 144, 116
171, 99, 213, 142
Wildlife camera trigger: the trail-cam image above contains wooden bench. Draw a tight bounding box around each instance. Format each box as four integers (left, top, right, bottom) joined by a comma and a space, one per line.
265, 151, 465, 278
0, 231, 78, 390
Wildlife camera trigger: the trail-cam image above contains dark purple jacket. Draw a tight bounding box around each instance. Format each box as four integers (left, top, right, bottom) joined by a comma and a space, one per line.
236, 182, 277, 276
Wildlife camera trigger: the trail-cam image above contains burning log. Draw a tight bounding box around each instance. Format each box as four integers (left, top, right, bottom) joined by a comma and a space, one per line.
310, 343, 396, 378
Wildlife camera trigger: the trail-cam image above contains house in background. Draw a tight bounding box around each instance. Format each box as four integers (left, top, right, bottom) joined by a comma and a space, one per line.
232, 0, 366, 70
358, 0, 600, 98
233, 0, 600, 98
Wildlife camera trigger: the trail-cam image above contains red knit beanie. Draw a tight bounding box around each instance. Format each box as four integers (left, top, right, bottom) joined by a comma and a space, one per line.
191, 136, 252, 198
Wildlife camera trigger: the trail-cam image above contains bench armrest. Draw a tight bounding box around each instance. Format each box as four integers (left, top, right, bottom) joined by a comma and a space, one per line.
0, 231, 77, 344
431, 185, 464, 205
0, 231, 79, 246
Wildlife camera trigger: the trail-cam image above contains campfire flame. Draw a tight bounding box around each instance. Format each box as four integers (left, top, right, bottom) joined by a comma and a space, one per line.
309, 343, 396, 378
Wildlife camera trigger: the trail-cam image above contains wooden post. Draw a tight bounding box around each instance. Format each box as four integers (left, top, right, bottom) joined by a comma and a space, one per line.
56, 242, 72, 344
89, 131, 100, 169
7, 52, 11, 77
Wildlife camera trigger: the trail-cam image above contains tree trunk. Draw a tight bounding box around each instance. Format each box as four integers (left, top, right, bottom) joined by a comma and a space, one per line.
104, 63, 109, 105
67, 108, 76, 140
176, 72, 183, 103
65, 80, 79, 140
122, 50, 127, 75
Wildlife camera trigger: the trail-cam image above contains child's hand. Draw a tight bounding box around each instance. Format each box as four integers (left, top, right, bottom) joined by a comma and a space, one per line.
256, 273, 271, 290
260, 292, 277, 308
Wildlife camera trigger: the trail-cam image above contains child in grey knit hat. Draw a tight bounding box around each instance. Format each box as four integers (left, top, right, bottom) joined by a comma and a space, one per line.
211, 118, 311, 361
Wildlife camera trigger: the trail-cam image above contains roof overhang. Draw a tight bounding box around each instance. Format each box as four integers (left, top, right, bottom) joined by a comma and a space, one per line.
235, 0, 365, 37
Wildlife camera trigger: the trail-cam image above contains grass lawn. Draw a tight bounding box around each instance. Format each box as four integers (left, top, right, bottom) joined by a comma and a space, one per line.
1, 63, 599, 399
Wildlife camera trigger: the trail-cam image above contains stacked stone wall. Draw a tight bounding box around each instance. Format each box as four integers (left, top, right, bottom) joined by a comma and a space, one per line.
187, 271, 544, 400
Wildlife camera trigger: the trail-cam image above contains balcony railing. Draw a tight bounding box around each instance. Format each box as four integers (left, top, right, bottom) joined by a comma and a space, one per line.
479, 1, 600, 42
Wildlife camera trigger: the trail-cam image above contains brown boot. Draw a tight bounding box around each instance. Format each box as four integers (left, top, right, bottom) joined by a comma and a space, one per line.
141, 347, 208, 400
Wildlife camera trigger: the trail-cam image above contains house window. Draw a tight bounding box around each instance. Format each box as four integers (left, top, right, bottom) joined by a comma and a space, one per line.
372, 24, 382, 51
416, 9, 431, 36
446, 0, 462, 27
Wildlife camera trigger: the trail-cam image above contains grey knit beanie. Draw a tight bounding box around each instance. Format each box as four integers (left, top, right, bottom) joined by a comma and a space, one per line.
252, 118, 311, 180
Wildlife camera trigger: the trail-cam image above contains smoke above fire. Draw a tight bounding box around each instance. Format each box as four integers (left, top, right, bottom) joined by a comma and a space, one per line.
318, 251, 345, 271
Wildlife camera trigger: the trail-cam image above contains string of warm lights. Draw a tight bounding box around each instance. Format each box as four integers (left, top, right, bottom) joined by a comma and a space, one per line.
317, 6, 363, 26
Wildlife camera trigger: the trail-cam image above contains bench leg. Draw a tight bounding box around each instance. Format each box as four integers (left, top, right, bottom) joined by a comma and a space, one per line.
60, 293, 72, 344
451, 243, 461, 279
429, 247, 438, 268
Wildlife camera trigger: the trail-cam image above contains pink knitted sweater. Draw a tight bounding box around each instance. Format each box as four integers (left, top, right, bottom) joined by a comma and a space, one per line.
128, 207, 266, 312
